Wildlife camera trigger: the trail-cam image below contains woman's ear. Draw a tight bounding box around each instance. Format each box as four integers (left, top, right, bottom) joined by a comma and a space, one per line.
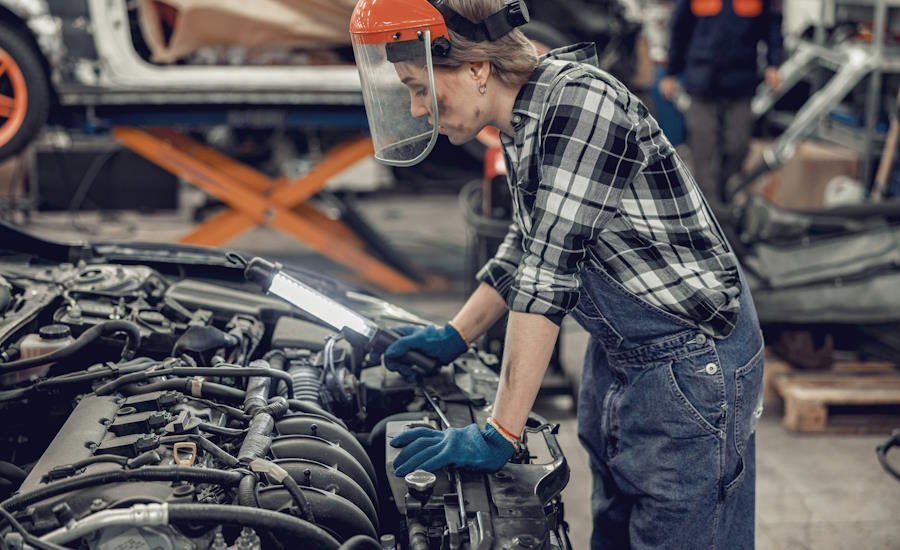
468, 61, 491, 83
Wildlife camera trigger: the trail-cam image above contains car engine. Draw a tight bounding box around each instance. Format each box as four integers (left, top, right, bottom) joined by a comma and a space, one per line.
0, 225, 571, 550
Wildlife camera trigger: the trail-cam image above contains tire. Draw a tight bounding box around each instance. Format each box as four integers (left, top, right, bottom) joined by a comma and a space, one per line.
0, 20, 50, 160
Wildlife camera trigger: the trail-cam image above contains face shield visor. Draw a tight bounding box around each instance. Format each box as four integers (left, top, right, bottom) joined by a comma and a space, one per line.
351, 31, 441, 167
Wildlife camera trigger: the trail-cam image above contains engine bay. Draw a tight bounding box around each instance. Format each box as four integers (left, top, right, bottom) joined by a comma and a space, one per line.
0, 227, 570, 550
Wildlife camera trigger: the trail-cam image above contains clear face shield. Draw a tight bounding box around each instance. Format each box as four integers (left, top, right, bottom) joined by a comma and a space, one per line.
351, 31, 441, 167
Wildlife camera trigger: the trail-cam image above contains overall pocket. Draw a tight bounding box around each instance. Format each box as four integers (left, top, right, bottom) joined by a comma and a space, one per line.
666, 348, 727, 437
734, 345, 765, 455
724, 344, 764, 494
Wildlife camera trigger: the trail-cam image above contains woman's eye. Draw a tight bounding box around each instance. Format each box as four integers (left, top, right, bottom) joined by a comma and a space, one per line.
415, 88, 427, 97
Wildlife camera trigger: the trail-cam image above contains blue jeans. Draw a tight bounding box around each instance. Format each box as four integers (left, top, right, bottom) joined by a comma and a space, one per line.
573, 265, 764, 549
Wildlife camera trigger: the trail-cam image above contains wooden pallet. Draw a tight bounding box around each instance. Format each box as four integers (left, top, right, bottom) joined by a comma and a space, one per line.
773, 374, 900, 433
763, 354, 899, 406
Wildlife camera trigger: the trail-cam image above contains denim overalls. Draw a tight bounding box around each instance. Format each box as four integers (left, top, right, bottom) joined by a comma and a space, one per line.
572, 263, 764, 549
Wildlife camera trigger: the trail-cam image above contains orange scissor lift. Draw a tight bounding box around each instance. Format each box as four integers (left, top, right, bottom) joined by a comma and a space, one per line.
113, 127, 440, 294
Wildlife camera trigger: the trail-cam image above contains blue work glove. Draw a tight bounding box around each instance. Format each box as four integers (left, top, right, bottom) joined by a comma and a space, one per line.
390, 423, 515, 477
383, 323, 468, 381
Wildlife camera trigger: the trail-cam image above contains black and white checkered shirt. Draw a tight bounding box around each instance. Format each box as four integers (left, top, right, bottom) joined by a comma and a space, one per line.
476, 43, 741, 337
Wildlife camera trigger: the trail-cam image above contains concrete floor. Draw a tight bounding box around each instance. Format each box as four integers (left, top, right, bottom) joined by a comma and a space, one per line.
12, 190, 900, 549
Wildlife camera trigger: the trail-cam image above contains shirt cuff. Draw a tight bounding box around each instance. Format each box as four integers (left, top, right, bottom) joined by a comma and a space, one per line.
506, 286, 578, 327
476, 260, 517, 302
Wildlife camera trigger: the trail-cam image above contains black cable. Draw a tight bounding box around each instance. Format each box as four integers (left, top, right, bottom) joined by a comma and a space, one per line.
94, 366, 294, 399
0, 507, 70, 550
0, 320, 141, 374
120, 379, 246, 403
166, 503, 338, 549
238, 474, 260, 508
282, 475, 315, 523
198, 423, 247, 437
1, 467, 243, 512
338, 535, 381, 550
188, 397, 250, 421
0, 359, 158, 402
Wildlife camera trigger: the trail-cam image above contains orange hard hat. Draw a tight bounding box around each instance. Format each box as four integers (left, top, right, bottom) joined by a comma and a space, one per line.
350, 0, 449, 46
350, 0, 529, 51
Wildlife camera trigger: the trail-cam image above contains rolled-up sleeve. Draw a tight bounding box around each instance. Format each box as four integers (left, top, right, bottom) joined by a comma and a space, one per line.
476, 220, 524, 302
507, 76, 647, 324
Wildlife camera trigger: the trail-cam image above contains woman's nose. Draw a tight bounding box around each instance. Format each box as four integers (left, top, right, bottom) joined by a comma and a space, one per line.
409, 95, 430, 120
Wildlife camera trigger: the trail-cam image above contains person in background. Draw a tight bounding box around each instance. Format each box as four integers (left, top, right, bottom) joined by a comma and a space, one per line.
661, 0, 784, 208
644, 0, 686, 147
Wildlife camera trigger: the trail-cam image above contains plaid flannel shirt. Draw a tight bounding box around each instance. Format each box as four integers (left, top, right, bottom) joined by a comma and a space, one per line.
476, 43, 741, 337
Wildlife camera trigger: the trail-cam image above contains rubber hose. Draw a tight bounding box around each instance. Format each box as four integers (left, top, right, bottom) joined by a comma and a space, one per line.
37, 358, 157, 388
120, 379, 245, 402
260, 397, 289, 419
238, 474, 260, 508
166, 503, 338, 550
1, 467, 243, 512
282, 475, 316, 523
264, 350, 288, 398
338, 536, 381, 550
287, 399, 347, 429
198, 423, 246, 437
243, 360, 272, 416
237, 414, 275, 463
0, 462, 27, 483
0, 320, 141, 374
289, 365, 322, 402
94, 367, 294, 399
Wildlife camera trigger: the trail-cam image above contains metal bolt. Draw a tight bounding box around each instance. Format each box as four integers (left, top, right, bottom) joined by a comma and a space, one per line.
210, 531, 227, 550
380, 534, 396, 550
89, 499, 107, 512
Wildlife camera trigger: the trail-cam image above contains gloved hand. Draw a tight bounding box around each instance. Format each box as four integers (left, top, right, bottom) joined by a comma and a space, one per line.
390, 423, 515, 477
383, 323, 468, 381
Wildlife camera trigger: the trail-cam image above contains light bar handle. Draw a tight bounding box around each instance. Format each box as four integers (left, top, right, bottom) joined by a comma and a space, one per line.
372, 328, 440, 376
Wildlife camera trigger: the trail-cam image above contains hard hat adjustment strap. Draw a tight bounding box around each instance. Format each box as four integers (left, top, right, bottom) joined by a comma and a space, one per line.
428, 0, 529, 43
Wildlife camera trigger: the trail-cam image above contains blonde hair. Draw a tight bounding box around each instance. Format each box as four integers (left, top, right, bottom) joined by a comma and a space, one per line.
433, 0, 539, 88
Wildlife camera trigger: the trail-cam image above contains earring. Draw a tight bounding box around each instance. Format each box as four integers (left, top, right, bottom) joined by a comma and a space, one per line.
478, 83, 487, 95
